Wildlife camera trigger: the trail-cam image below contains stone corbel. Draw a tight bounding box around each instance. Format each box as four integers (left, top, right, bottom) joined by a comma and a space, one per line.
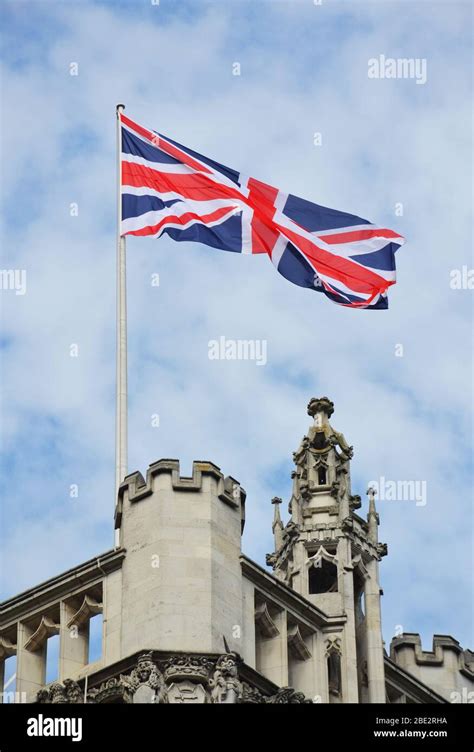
255, 603, 280, 638
0, 636, 17, 660
288, 626, 312, 661
66, 595, 103, 629
24, 616, 60, 652
351, 554, 370, 580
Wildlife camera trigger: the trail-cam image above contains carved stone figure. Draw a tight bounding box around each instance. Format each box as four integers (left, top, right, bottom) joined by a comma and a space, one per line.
120, 651, 167, 703
209, 653, 242, 703
36, 679, 83, 704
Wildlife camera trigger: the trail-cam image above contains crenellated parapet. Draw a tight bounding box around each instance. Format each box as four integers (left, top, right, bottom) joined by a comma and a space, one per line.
390, 633, 474, 674
115, 459, 246, 532
389, 633, 474, 702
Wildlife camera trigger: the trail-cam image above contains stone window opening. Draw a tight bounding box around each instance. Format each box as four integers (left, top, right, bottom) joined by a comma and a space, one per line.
353, 569, 366, 623
313, 432, 327, 449
88, 613, 103, 665
45, 634, 60, 684
308, 559, 338, 594
317, 466, 327, 485
327, 651, 342, 699
1, 654, 17, 704
65, 589, 103, 669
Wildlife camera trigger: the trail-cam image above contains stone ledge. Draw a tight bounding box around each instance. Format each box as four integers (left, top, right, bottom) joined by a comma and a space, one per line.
0, 548, 125, 629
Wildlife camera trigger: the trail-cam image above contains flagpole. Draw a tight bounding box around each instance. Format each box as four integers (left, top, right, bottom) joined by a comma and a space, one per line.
115, 103, 127, 519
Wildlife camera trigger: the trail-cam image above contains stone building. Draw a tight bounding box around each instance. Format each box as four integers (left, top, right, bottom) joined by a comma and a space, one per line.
1, 397, 472, 704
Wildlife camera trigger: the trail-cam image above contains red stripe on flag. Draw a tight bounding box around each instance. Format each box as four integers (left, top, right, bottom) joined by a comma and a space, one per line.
123, 206, 237, 237
122, 161, 244, 204
247, 178, 280, 254
276, 224, 392, 294
121, 114, 213, 176
251, 215, 280, 254
121, 113, 156, 143
320, 228, 403, 244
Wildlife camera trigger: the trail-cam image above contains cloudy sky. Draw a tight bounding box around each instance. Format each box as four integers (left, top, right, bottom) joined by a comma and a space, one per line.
0, 0, 472, 652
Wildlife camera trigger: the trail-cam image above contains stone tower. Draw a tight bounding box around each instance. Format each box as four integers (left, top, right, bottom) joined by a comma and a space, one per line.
266, 397, 387, 703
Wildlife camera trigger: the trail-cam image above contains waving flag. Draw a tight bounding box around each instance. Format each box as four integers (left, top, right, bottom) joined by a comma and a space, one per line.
120, 113, 405, 309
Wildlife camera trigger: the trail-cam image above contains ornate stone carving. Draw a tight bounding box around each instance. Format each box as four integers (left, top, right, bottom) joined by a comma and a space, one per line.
120, 651, 167, 703
167, 680, 208, 704
163, 655, 212, 685
37, 651, 313, 706
240, 682, 266, 703
350, 494, 362, 510
325, 636, 342, 656
209, 653, 242, 704
377, 542, 388, 558
87, 677, 127, 704
267, 687, 312, 704
307, 396, 335, 419
37, 679, 83, 704
63, 678, 83, 704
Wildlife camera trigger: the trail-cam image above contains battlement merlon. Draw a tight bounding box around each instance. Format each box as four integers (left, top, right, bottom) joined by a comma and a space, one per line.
390, 633, 474, 680
114, 458, 246, 533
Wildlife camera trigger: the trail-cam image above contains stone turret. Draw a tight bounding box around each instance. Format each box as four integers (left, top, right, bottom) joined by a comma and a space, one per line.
114, 459, 246, 658
266, 397, 387, 702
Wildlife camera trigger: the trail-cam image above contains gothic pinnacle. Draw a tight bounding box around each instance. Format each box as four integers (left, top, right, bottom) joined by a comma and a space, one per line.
367, 486, 379, 543
307, 396, 335, 419
271, 496, 284, 550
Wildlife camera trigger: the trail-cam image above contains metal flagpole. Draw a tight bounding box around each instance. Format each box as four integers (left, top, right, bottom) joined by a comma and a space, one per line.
115, 104, 127, 517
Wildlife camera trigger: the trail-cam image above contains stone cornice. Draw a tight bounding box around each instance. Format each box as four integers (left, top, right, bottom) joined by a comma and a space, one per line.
241, 555, 346, 630
0, 548, 125, 629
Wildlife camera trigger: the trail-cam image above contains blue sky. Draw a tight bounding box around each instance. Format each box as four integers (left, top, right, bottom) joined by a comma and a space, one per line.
0, 0, 472, 654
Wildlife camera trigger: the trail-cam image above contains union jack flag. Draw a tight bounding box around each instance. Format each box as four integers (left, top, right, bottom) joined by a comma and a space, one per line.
120, 113, 405, 309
